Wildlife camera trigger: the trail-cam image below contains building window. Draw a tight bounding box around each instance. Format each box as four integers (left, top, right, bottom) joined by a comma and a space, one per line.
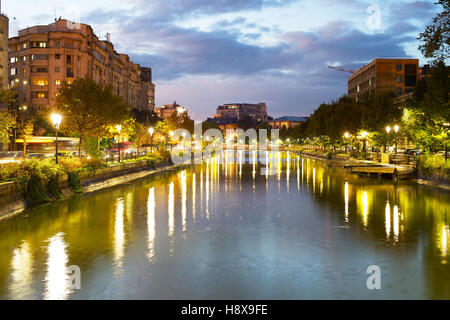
32, 92, 48, 99
55, 80, 61, 85
396, 88, 403, 95
39, 42, 47, 48
67, 68, 74, 78
31, 54, 49, 60
10, 57, 18, 63
67, 55, 72, 64
396, 64, 402, 71
22, 43, 27, 49
10, 68, 17, 76
55, 54, 60, 60
55, 66, 60, 73
55, 41, 60, 47
396, 75, 402, 83
33, 79, 48, 86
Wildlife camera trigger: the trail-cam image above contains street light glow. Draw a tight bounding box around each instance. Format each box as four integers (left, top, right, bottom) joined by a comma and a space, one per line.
51, 113, 62, 129
394, 125, 400, 133
116, 124, 122, 134
386, 126, 391, 134
148, 127, 154, 136
344, 132, 350, 139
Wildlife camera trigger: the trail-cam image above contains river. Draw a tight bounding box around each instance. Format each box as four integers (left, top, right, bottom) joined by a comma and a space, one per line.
0, 151, 449, 299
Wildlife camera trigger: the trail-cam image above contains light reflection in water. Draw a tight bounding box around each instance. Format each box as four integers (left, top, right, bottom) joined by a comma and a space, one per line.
362, 191, 368, 228
344, 182, 349, 223
385, 202, 391, 240
286, 153, 290, 193
147, 188, 156, 261
10, 241, 33, 300
168, 182, 175, 239
441, 226, 449, 259
44, 233, 71, 300
393, 205, 400, 242
192, 173, 196, 221
114, 198, 125, 271
181, 171, 187, 232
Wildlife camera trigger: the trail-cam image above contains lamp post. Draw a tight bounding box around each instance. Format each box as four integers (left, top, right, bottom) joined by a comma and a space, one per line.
116, 124, 122, 162
386, 126, 391, 153
394, 125, 400, 154
344, 132, 350, 154
360, 131, 368, 156
148, 127, 154, 153
51, 114, 62, 164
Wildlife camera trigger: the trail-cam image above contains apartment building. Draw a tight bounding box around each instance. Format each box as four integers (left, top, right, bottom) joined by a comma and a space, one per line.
214, 103, 268, 123
8, 19, 155, 112
0, 12, 8, 90
348, 59, 419, 101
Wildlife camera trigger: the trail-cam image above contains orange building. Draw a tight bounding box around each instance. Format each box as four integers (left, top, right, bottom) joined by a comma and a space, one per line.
269, 116, 307, 129
348, 59, 419, 101
8, 19, 155, 112
155, 101, 187, 120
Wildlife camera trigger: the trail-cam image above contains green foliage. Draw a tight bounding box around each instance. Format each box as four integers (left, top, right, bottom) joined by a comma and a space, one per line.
418, 155, 450, 178
80, 158, 107, 171
403, 62, 449, 152
0, 108, 15, 144
85, 136, 103, 159
55, 78, 131, 155
47, 177, 63, 199
25, 174, 50, 205
68, 172, 83, 193
418, 0, 450, 62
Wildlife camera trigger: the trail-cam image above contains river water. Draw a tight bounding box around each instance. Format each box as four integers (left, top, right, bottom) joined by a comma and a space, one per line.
0, 152, 449, 300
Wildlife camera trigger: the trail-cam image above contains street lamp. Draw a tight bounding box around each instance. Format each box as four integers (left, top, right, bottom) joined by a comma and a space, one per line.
360, 131, 369, 155
394, 125, 400, 154
148, 127, 154, 153
344, 132, 350, 154
386, 126, 391, 153
51, 113, 62, 164
116, 124, 122, 162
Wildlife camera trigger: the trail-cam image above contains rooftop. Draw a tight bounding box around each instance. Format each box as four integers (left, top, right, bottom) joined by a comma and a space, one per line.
271, 116, 308, 122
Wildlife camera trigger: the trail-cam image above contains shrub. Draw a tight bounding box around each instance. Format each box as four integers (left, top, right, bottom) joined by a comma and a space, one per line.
68, 172, 83, 193
59, 157, 82, 173
418, 155, 450, 178
80, 158, 107, 171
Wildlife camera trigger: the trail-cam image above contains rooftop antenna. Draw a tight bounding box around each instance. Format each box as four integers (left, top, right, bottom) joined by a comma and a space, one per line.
53, 2, 57, 21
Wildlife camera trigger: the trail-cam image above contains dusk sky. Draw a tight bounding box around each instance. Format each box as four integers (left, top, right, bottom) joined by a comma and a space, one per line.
3, 0, 438, 120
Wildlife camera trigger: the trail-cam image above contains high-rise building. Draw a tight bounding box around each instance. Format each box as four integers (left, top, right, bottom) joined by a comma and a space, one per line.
348, 59, 419, 101
8, 19, 155, 112
0, 11, 8, 90
214, 103, 268, 123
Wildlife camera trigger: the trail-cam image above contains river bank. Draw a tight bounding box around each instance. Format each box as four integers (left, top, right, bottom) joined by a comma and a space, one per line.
0, 160, 186, 222
294, 149, 450, 191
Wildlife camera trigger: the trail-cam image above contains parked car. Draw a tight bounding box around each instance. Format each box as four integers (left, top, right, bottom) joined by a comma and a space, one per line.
406, 149, 423, 156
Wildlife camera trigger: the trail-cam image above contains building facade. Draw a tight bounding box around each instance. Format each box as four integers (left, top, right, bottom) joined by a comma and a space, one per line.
154, 101, 187, 120
214, 103, 268, 123
348, 59, 419, 101
8, 19, 155, 112
269, 116, 307, 129
0, 13, 8, 90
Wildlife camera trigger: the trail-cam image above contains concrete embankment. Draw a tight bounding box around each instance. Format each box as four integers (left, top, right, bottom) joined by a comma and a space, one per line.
0, 160, 185, 222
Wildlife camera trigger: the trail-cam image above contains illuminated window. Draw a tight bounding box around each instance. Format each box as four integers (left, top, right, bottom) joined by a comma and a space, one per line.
39, 42, 47, 48
55, 80, 61, 85
34, 79, 48, 86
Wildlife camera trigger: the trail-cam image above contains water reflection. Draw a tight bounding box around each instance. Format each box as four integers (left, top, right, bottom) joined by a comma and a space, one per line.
147, 188, 156, 261
44, 233, 71, 300
114, 198, 125, 272
1, 151, 450, 299
10, 241, 33, 300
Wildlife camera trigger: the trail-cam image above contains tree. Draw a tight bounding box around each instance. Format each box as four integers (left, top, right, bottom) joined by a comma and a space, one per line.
403, 62, 450, 152
418, 0, 450, 62
54, 78, 130, 156
0, 108, 15, 145
166, 111, 195, 133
